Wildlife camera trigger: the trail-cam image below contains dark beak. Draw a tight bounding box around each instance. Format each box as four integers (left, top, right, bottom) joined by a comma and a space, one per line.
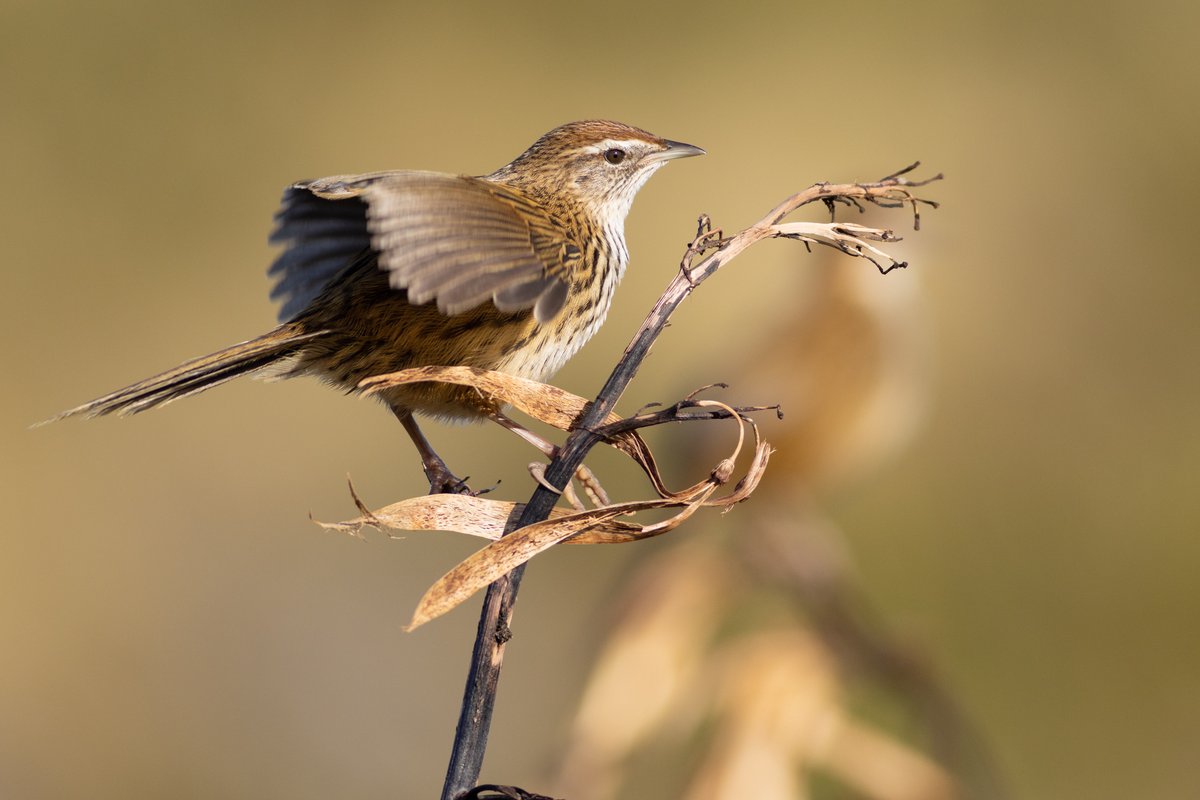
652, 139, 706, 161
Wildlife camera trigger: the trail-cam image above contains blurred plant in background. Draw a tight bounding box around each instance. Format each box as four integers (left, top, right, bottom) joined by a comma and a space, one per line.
556, 256, 1002, 799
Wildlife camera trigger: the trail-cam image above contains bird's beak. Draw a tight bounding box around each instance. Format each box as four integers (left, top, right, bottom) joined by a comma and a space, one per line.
652, 140, 706, 161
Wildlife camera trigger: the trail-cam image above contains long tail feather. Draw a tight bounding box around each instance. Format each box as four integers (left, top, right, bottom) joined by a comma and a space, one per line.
43, 325, 325, 423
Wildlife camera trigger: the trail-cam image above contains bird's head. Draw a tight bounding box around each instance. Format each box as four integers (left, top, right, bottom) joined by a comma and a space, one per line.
488, 120, 704, 227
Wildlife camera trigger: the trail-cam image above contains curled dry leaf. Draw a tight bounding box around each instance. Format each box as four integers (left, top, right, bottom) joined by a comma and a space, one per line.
318, 377, 773, 631
359, 365, 599, 431
357, 366, 766, 502
359, 365, 671, 493
404, 411, 770, 630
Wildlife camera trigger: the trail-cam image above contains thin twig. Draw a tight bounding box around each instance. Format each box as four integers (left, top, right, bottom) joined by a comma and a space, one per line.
440, 166, 940, 800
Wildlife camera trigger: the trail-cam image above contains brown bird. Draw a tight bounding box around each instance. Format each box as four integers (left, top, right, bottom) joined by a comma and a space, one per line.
51, 120, 704, 492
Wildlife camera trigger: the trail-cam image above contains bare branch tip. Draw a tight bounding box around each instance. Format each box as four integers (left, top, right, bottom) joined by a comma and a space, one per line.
685, 381, 730, 402
345, 475, 369, 515
309, 510, 367, 540
879, 161, 922, 182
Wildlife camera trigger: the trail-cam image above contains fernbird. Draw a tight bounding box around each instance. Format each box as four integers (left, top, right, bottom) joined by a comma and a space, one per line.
53, 120, 704, 492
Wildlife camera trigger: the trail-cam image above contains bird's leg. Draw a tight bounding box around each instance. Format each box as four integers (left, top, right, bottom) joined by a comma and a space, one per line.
391, 407, 472, 495
487, 411, 611, 508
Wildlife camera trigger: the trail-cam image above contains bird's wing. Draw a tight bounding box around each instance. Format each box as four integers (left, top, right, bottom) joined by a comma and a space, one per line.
267, 170, 578, 324
267, 172, 381, 322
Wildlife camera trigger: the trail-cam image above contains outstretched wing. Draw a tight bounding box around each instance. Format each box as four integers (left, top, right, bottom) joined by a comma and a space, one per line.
267, 170, 577, 324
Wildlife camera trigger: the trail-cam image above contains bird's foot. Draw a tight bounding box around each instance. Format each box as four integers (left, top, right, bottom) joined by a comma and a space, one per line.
422, 458, 474, 496
527, 462, 611, 511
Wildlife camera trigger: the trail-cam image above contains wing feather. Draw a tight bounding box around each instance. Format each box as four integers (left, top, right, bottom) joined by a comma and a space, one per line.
267, 181, 375, 321
267, 170, 579, 323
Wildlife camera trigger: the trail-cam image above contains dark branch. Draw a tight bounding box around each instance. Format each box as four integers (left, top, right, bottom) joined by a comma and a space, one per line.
589, 399, 782, 440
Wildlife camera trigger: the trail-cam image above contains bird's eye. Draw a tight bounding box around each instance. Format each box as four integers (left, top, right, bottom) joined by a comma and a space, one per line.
603, 148, 626, 165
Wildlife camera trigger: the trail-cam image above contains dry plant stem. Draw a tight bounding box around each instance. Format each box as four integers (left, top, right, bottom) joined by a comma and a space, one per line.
440, 166, 940, 800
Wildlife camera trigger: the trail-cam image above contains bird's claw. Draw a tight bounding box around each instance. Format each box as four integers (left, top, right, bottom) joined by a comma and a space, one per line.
423, 461, 473, 496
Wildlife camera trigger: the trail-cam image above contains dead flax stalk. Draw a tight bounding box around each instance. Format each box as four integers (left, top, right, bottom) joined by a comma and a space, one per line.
352, 164, 942, 800
325, 389, 772, 630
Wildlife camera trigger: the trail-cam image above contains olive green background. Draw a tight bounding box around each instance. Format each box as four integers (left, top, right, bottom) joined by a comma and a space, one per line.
4, 1, 1198, 798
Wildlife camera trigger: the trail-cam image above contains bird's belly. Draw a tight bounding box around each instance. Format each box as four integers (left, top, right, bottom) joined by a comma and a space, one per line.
292, 265, 613, 421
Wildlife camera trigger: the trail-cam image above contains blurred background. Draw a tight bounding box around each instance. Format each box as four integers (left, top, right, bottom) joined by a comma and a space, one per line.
4, 1, 1198, 798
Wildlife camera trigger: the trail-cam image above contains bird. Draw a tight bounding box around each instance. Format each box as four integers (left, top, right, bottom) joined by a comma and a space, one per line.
50, 120, 705, 492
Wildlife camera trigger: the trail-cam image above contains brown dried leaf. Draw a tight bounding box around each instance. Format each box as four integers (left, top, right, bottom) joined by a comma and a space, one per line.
406, 487, 731, 630
405, 445, 773, 631
346, 369, 775, 629
316, 493, 649, 545
407, 502, 647, 631
358, 365, 678, 497
359, 366, 598, 431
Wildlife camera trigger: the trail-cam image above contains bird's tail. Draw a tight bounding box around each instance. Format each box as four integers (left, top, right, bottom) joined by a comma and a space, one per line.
45, 324, 325, 423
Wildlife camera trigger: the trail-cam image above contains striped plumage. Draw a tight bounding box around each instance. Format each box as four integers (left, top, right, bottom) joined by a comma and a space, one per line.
52, 120, 703, 488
